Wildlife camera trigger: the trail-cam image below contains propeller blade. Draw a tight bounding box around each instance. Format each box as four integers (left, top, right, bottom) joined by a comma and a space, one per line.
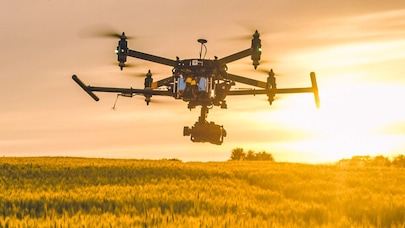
103, 32, 124, 39
144, 98, 166, 104
223, 26, 269, 41
79, 24, 134, 39
135, 95, 171, 105
255, 68, 283, 77
100, 32, 134, 40
223, 34, 252, 41
131, 73, 150, 78
112, 62, 136, 68
127, 70, 155, 78
258, 59, 276, 65
256, 69, 271, 74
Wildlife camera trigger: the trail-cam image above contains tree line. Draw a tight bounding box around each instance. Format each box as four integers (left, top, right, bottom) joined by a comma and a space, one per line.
229, 148, 275, 161
338, 154, 405, 167
229, 148, 405, 167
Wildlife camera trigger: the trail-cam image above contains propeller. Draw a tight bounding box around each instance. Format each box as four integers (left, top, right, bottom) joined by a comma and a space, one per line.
125, 70, 155, 78
126, 70, 170, 79
230, 54, 276, 70
102, 32, 124, 39
79, 24, 135, 39
133, 72, 152, 78
256, 68, 283, 77
223, 25, 270, 41
257, 59, 276, 64
99, 31, 134, 40
139, 96, 168, 104
223, 34, 253, 41
111, 62, 136, 69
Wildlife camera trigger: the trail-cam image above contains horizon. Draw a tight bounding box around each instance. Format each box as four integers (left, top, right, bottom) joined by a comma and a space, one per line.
1, 151, 402, 165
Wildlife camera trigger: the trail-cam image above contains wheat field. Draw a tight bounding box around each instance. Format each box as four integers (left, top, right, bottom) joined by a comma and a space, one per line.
1, 157, 405, 227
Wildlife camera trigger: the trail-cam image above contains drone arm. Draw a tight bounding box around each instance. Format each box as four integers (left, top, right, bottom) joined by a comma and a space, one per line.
227, 72, 320, 108
88, 87, 171, 95
127, 49, 176, 67
218, 48, 251, 65
152, 76, 174, 88
72, 75, 173, 101
227, 89, 266, 95
72, 75, 100, 101
227, 73, 266, 88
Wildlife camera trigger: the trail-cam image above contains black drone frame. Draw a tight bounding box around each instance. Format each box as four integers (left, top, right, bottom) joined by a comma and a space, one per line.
72, 30, 320, 145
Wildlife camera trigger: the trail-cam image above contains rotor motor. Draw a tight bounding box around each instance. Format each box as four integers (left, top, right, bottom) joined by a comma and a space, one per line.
251, 30, 262, 69
115, 32, 128, 70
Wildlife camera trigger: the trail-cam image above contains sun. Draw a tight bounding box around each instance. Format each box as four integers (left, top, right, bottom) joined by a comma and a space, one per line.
234, 71, 405, 163
250, 77, 405, 163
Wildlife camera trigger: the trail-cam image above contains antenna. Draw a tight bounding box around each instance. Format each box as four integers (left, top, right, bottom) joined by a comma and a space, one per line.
112, 94, 120, 110
198, 39, 207, 59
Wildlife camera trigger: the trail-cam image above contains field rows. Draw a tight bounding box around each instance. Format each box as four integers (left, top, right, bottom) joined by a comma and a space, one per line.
1, 157, 405, 227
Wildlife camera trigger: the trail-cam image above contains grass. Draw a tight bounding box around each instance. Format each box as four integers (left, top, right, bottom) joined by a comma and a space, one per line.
1, 157, 405, 227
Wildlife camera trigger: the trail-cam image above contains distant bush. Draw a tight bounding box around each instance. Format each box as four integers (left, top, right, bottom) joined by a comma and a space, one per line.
338, 154, 405, 167
393, 154, 405, 167
230, 148, 245, 161
230, 148, 275, 161
162, 158, 183, 162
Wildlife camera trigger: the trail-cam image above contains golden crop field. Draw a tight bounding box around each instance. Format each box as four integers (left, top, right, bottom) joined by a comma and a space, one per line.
1, 157, 405, 227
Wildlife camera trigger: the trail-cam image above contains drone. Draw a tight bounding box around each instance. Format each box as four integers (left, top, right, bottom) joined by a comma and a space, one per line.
72, 30, 320, 145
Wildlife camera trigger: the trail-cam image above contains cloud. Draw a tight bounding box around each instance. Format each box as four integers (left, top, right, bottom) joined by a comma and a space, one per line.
272, 8, 405, 54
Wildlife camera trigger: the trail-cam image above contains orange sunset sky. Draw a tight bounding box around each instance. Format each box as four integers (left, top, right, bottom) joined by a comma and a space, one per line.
1, 0, 405, 163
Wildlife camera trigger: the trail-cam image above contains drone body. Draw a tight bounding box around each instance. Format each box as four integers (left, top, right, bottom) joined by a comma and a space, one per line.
72, 30, 320, 145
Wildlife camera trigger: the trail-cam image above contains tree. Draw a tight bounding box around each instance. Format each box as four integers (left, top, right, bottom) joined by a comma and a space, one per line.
230, 148, 246, 161
255, 151, 275, 161
370, 155, 391, 166
393, 154, 405, 167
338, 155, 391, 167
230, 148, 275, 161
246, 150, 256, 161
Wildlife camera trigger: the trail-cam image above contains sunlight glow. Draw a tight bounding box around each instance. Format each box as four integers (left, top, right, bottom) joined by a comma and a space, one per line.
293, 40, 405, 69
262, 81, 405, 162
